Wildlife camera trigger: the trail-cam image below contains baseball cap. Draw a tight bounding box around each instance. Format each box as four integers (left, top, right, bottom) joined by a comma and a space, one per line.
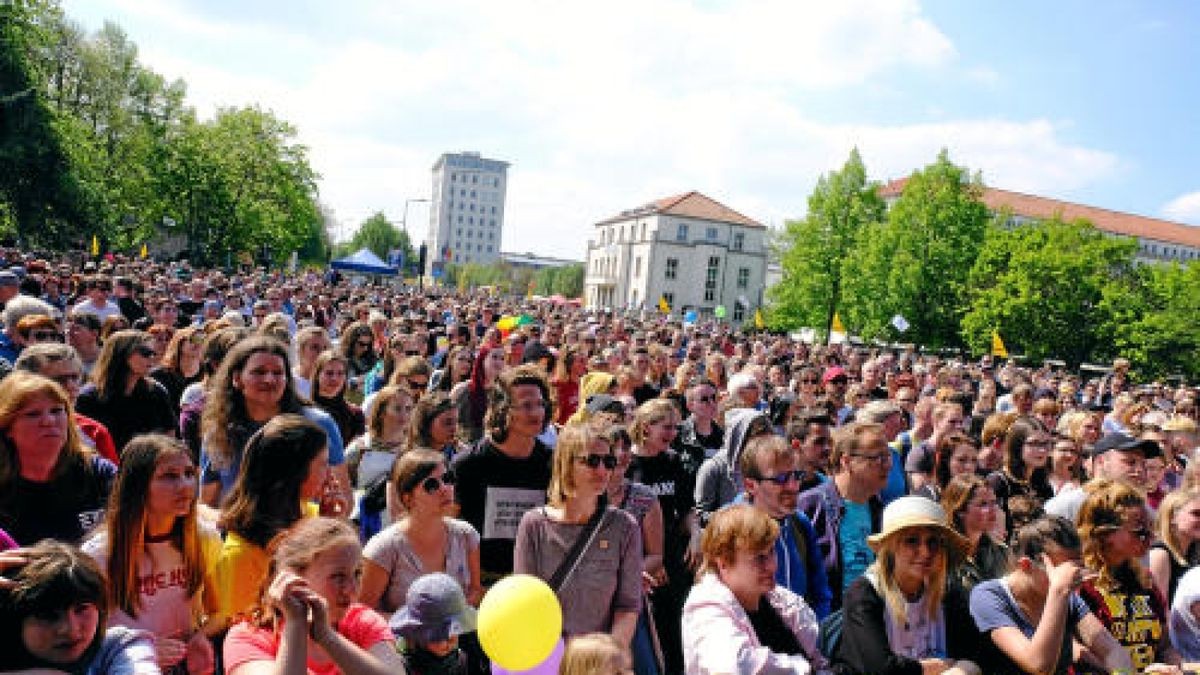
1088, 432, 1163, 459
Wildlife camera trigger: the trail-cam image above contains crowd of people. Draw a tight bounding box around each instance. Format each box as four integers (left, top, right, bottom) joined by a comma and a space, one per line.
0, 250, 1198, 675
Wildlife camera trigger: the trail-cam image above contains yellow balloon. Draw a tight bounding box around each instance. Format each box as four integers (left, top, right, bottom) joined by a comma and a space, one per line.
477, 574, 562, 671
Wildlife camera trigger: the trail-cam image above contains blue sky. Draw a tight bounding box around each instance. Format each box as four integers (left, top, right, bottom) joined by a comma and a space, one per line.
65, 0, 1200, 259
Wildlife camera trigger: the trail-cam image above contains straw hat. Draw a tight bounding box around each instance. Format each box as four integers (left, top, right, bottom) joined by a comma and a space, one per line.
867, 496, 970, 554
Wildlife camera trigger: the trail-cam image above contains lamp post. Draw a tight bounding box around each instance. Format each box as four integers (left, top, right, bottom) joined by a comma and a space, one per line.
400, 197, 429, 283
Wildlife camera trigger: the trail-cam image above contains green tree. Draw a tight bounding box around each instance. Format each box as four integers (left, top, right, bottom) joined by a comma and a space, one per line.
348, 211, 413, 264
768, 148, 884, 334
961, 216, 1138, 365
1104, 261, 1200, 380
0, 0, 86, 246
847, 150, 990, 347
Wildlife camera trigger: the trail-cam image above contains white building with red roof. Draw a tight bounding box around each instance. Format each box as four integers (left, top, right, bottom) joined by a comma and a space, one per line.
584, 191, 767, 317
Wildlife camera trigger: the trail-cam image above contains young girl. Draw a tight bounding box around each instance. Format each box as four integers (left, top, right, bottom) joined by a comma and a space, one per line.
212, 414, 333, 633
917, 432, 979, 501
0, 541, 160, 673
969, 516, 1132, 674
223, 517, 405, 675
310, 351, 366, 448
84, 434, 221, 673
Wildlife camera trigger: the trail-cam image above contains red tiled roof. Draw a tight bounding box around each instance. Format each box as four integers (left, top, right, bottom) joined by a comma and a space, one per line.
878, 178, 1200, 248
599, 191, 764, 228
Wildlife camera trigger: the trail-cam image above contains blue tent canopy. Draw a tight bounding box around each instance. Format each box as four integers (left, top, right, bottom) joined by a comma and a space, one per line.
330, 248, 397, 275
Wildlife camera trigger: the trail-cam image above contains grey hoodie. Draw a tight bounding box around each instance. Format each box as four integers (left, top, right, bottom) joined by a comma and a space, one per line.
693, 408, 770, 522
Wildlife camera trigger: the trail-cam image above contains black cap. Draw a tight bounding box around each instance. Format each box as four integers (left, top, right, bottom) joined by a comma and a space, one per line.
1088, 432, 1162, 459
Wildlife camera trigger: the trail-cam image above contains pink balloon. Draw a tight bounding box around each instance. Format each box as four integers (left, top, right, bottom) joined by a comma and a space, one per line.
491, 638, 564, 675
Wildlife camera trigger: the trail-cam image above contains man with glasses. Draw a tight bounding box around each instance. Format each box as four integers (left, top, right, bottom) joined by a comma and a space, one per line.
73, 275, 122, 323
796, 421, 888, 610
739, 434, 832, 618
1045, 432, 1160, 523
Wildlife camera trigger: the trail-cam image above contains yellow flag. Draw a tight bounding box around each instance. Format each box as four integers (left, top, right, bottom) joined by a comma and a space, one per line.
658, 296, 670, 313
139, 243, 148, 259
991, 330, 1009, 358
830, 312, 846, 334
754, 309, 765, 329
91, 235, 99, 256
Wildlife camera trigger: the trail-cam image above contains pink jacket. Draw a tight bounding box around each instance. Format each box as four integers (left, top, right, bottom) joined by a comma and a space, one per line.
682, 573, 831, 674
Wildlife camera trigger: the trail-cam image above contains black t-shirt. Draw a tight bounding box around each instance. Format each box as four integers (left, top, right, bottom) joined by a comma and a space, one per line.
450, 438, 553, 582
747, 599, 803, 656
75, 380, 178, 454
627, 450, 694, 572
0, 454, 117, 545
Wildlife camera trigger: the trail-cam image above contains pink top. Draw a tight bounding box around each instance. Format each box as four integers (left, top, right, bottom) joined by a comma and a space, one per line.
224, 603, 393, 675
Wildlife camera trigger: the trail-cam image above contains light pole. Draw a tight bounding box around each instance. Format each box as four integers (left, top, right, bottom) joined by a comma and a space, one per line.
400, 198, 429, 243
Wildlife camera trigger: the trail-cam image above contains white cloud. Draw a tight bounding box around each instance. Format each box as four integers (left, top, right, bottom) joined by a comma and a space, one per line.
1162, 191, 1200, 224
64, 0, 1122, 258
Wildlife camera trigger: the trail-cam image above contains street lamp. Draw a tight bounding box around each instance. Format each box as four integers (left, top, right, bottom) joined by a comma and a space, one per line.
400, 198, 430, 241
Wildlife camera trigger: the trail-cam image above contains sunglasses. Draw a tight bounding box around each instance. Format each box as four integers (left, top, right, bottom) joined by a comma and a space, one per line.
135, 345, 156, 357
31, 331, 65, 342
421, 474, 455, 494
899, 533, 944, 552
577, 454, 618, 470
408, 378, 429, 389
754, 469, 806, 486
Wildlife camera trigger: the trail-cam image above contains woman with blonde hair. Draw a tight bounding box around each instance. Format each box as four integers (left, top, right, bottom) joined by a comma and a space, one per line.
514, 424, 642, 644
1076, 478, 1183, 672
0, 372, 116, 545
834, 496, 983, 675
681, 504, 827, 674
1150, 488, 1200, 604
84, 433, 220, 673
566, 371, 617, 425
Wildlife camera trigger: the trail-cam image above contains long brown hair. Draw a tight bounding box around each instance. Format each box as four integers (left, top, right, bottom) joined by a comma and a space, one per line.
91, 329, 150, 400
102, 435, 204, 618
1077, 478, 1151, 591
201, 336, 306, 469
219, 414, 327, 548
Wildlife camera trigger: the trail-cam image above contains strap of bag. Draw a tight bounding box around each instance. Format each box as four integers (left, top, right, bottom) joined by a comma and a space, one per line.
548, 494, 608, 592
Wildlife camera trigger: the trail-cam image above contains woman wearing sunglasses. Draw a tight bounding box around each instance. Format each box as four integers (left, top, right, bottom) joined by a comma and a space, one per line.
834, 496, 983, 675
75, 329, 178, 453
515, 423, 642, 647
360, 449, 483, 616
1076, 479, 1184, 673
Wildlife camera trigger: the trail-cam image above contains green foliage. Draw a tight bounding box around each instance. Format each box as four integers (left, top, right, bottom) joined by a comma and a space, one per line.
961, 216, 1138, 366
1105, 262, 1200, 381
0, 1, 321, 261
347, 211, 413, 266
843, 149, 990, 347
767, 148, 884, 333
532, 263, 584, 297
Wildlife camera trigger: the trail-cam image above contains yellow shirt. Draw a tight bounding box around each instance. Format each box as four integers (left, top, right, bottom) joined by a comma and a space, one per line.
211, 502, 319, 631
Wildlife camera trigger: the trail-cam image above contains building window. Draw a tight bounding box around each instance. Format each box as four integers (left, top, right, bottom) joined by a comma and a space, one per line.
490, 219, 496, 226
737, 267, 749, 289
456, 228, 462, 237
733, 232, 744, 251
451, 173, 456, 182
634, 256, 642, 277
663, 292, 674, 308
733, 305, 745, 322
457, 215, 463, 223
470, 190, 476, 198
676, 224, 688, 242
704, 256, 719, 302
665, 257, 678, 280
707, 227, 718, 240
640, 224, 646, 240
460, 189, 466, 196
494, 178, 499, 187
472, 175, 478, 184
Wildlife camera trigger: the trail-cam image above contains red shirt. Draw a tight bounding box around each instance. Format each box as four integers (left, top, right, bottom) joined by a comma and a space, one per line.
224, 603, 392, 675
76, 413, 119, 464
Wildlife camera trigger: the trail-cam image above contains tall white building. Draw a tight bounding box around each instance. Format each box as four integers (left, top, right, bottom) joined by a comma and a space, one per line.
584, 191, 768, 321
426, 152, 509, 276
